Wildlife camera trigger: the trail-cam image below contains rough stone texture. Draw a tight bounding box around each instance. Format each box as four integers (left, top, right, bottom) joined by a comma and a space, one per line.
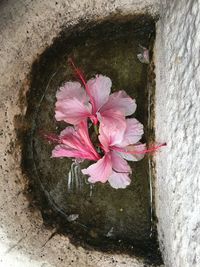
155, 0, 200, 266
0, 0, 161, 266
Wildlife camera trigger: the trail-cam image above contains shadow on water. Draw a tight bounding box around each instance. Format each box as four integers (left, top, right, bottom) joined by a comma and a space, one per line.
20, 15, 163, 265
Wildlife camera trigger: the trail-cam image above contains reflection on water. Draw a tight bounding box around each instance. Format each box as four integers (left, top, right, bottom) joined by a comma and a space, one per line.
67, 161, 83, 193
67, 160, 94, 196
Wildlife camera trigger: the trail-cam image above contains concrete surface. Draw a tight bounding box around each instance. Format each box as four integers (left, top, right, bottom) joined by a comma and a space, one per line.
0, 1, 160, 267
155, 0, 200, 266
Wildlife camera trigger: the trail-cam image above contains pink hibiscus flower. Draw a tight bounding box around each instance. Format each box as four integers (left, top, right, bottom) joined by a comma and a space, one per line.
50, 121, 100, 161
45, 61, 166, 190
55, 61, 136, 135
82, 118, 146, 189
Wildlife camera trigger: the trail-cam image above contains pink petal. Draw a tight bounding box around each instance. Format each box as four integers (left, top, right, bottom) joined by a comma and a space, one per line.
53, 124, 100, 161
76, 121, 100, 160
82, 153, 112, 183
117, 152, 137, 161
55, 98, 92, 125
98, 109, 126, 147
56, 82, 87, 103
87, 75, 112, 113
108, 171, 131, 189
110, 151, 131, 173
60, 126, 84, 151
52, 145, 96, 160
60, 126, 75, 137
100, 90, 136, 116
120, 118, 144, 147
119, 143, 146, 161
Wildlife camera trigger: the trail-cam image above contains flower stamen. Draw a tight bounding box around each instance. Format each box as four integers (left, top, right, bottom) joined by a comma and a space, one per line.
68, 58, 96, 112
128, 143, 167, 155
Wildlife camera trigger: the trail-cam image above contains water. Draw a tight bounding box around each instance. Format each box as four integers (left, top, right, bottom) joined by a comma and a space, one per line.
22, 16, 162, 264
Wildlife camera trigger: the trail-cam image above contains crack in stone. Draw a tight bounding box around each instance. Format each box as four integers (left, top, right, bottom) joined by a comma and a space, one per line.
41, 230, 58, 248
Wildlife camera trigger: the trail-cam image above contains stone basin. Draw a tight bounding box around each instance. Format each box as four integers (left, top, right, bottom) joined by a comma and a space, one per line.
0, 0, 199, 267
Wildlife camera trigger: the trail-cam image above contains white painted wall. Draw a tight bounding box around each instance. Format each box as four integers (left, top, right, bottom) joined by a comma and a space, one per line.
155, 1, 200, 266
0, 1, 160, 267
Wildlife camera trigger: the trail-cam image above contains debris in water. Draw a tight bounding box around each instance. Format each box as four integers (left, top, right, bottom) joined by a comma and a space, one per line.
137, 45, 149, 64
106, 227, 114, 237
67, 214, 79, 222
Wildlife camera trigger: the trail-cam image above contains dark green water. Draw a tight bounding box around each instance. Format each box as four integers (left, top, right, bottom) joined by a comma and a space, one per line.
22, 17, 162, 265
